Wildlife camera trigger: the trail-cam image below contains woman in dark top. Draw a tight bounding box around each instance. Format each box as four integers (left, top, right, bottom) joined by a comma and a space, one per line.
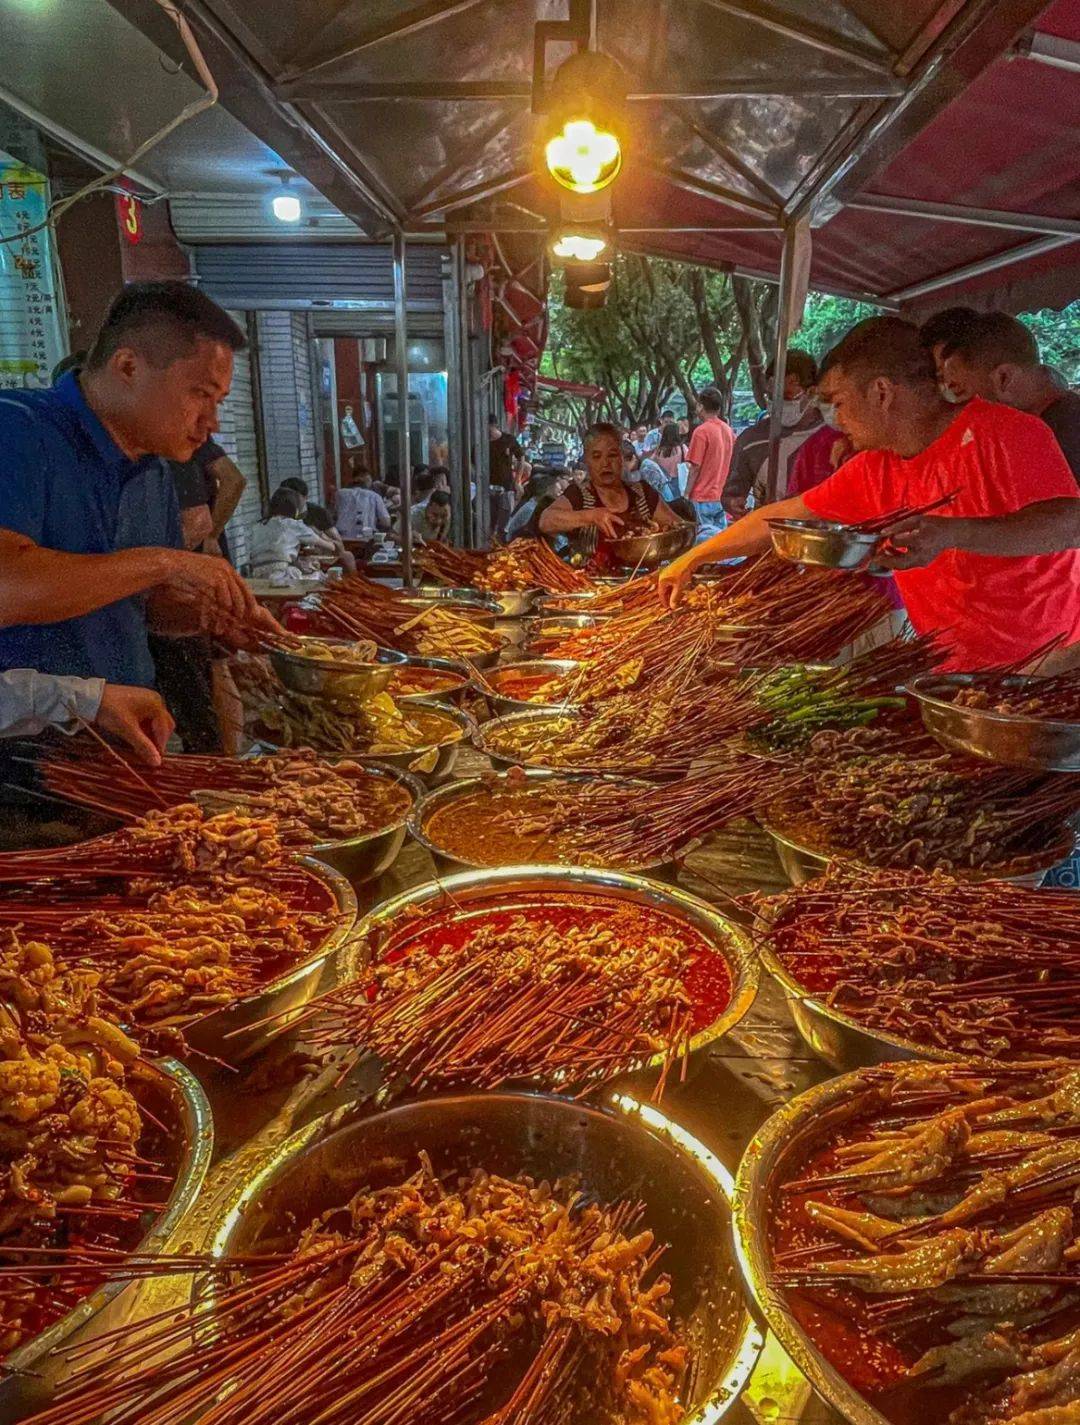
539, 423, 681, 563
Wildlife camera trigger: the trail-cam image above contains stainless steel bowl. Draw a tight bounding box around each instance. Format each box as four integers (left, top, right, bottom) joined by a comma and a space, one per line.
403, 585, 502, 615
270, 638, 408, 699
182, 855, 357, 1062
520, 612, 601, 654
909, 673, 1080, 772
535, 589, 607, 613
341, 864, 759, 1079
768, 518, 882, 571
205, 1090, 762, 1423
472, 706, 586, 772
307, 762, 423, 886
389, 654, 471, 707
477, 658, 582, 718
0, 1057, 212, 1417
607, 522, 696, 571
484, 586, 542, 617
349, 700, 474, 786
409, 768, 673, 875
734, 1069, 916, 1425
760, 816, 1076, 890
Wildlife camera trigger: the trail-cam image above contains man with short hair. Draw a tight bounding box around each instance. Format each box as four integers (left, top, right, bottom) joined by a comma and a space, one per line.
0, 281, 273, 687
659, 316, 1080, 672
413, 489, 451, 543
643, 410, 673, 455
721, 350, 822, 514
940, 312, 1080, 482
684, 389, 735, 538
488, 415, 523, 542
335, 467, 391, 541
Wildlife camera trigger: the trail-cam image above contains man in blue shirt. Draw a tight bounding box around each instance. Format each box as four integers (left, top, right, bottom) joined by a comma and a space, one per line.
0, 282, 272, 686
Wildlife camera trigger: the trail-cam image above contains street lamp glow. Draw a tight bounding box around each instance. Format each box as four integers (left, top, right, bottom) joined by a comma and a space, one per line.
545, 118, 621, 194
272, 192, 302, 222
552, 232, 608, 261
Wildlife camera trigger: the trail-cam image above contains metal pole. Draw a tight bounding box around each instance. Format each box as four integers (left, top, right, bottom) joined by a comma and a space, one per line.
884, 234, 1077, 303
392, 229, 414, 588
442, 247, 467, 546
765, 223, 798, 504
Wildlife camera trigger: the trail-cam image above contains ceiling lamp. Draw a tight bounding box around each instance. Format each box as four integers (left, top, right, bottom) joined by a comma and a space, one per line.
272, 176, 302, 222
552, 230, 608, 262
541, 52, 627, 196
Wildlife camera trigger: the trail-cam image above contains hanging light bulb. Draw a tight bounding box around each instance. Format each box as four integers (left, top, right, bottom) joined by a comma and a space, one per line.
552, 230, 608, 262
545, 119, 621, 195
272, 176, 302, 222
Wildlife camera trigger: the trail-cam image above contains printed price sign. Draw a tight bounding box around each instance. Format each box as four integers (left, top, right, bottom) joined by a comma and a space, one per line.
0, 151, 65, 389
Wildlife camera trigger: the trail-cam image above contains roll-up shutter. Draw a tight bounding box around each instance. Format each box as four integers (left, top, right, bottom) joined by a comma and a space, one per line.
214, 313, 262, 571
191, 243, 446, 316
254, 311, 320, 498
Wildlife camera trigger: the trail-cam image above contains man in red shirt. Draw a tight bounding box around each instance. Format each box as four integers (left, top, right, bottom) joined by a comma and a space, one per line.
685, 387, 735, 538
659, 317, 1080, 671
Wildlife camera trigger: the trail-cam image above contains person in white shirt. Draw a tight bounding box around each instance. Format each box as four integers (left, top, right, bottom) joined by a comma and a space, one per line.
0, 668, 173, 763
249, 487, 335, 584
336, 468, 392, 541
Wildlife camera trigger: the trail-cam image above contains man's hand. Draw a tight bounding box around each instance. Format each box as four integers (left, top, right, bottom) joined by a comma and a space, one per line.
723, 496, 747, 521
160, 550, 264, 625
95, 685, 174, 765
657, 554, 697, 610
180, 504, 214, 552
878, 516, 955, 571
587, 508, 624, 539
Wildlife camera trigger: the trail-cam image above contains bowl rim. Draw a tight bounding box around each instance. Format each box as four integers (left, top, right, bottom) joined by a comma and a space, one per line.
272, 637, 408, 674
766, 518, 881, 547
908, 672, 1080, 736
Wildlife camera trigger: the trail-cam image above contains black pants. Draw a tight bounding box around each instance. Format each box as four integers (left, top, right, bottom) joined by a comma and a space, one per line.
148, 635, 222, 754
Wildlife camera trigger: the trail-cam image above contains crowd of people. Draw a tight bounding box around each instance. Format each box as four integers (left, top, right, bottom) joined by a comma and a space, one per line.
0, 278, 1077, 776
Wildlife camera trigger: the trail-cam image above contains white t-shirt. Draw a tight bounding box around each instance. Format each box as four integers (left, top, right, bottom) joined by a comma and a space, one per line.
249, 516, 316, 583
336, 486, 391, 539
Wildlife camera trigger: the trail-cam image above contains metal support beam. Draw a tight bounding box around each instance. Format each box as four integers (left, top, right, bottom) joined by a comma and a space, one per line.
409, 170, 535, 221
432, 221, 783, 234
1014, 30, 1080, 74
392, 229, 414, 589
442, 249, 468, 547
847, 194, 1080, 239
694, 0, 893, 73
276, 77, 905, 102
765, 224, 798, 503
883, 235, 1078, 303
644, 161, 781, 220
662, 102, 785, 210
281, 0, 488, 83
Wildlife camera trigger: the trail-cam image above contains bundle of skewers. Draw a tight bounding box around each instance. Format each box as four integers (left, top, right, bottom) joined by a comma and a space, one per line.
0, 805, 343, 1032
304, 573, 506, 662
40, 745, 413, 848
763, 723, 1080, 873
418, 537, 594, 593
760, 1059, 1080, 1425
761, 865, 1080, 1060
304, 890, 734, 1099
19, 1157, 689, 1425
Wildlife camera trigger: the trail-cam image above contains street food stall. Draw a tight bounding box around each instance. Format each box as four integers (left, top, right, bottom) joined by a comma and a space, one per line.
3, 0, 1080, 1422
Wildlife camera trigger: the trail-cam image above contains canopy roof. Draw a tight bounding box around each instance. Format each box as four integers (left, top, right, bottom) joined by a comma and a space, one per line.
111, 0, 1079, 311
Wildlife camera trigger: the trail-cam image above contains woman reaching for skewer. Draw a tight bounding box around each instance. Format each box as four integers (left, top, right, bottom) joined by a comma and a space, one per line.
540, 423, 683, 565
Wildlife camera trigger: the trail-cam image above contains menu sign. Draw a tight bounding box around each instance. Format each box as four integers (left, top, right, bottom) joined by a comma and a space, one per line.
0, 150, 65, 389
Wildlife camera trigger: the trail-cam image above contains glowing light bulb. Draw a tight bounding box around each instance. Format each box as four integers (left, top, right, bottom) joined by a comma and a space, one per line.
552, 233, 608, 261
545, 118, 621, 194
272, 192, 302, 222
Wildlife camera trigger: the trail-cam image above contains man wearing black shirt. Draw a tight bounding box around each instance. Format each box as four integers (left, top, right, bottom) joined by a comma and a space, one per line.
488, 414, 523, 541
940, 313, 1080, 484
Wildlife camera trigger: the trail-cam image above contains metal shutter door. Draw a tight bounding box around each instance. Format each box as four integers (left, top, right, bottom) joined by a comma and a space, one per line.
215, 314, 262, 571
192, 243, 446, 314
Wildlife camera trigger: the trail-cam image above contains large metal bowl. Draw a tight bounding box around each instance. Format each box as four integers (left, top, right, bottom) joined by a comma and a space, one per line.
269, 638, 408, 698
733, 1069, 921, 1425
181, 855, 357, 1062
759, 816, 1076, 891
0, 1057, 212, 1416
909, 672, 1080, 771
476, 658, 582, 718
535, 589, 608, 613
204, 1090, 762, 1423
472, 706, 586, 772
388, 654, 471, 707
349, 700, 474, 786
483, 586, 542, 617
607, 522, 696, 571
306, 761, 423, 886
342, 864, 758, 1081
520, 612, 602, 655
410, 768, 673, 875
403, 585, 502, 615
768, 518, 882, 571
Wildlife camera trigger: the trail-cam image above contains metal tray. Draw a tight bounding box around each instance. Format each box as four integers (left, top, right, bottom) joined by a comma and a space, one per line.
0, 1057, 213, 1417
270, 638, 407, 698
760, 816, 1074, 890
203, 1089, 763, 1424
768, 518, 881, 571
909, 672, 1080, 771
181, 854, 357, 1062
409, 768, 673, 875
341, 863, 759, 1080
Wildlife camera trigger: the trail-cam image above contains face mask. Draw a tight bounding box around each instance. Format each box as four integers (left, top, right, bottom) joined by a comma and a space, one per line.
940, 385, 964, 405
780, 398, 805, 425
817, 401, 837, 426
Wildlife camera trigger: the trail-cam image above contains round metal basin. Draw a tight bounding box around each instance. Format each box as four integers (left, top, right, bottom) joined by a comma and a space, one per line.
909, 672, 1080, 772
478, 658, 582, 718
768, 518, 881, 571
388, 654, 471, 707
270, 639, 407, 699
607, 522, 695, 570
206, 1090, 763, 1425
